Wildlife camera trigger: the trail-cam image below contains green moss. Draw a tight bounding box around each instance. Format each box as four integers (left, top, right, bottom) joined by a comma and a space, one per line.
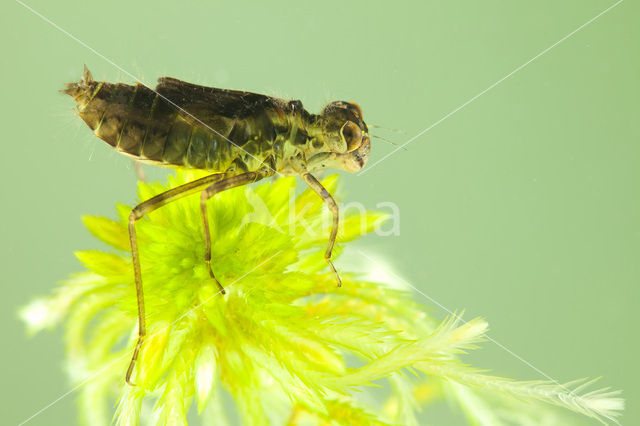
21, 171, 623, 425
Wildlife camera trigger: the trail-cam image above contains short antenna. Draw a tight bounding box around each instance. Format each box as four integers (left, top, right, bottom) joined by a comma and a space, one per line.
367, 123, 405, 134
370, 134, 408, 151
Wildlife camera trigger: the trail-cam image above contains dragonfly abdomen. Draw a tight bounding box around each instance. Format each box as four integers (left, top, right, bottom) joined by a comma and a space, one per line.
64, 70, 277, 173
64, 75, 170, 160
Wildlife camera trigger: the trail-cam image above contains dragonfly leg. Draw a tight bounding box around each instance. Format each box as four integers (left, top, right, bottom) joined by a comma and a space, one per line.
124, 172, 225, 385
300, 172, 342, 287
126, 213, 145, 385
200, 170, 271, 292
133, 160, 146, 182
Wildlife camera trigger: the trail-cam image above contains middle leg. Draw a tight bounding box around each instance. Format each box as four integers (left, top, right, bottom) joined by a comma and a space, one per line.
200, 170, 272, 292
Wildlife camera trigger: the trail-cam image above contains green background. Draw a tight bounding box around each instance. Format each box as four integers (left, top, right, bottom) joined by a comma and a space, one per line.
2, 0, 637, 424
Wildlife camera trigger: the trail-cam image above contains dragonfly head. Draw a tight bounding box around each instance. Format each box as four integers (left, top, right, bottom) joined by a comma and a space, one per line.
310, 101, 371, 172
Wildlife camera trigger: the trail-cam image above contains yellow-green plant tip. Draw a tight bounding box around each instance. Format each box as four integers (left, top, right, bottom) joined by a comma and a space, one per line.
82, 216, 130, 251
21, 172, 624, 425
74, 250, 130, 277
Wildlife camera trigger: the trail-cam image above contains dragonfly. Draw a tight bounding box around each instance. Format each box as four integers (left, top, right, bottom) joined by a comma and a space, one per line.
63, 66, 371, 385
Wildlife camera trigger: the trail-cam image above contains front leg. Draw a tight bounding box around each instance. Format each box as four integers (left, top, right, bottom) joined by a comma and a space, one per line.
300, 172, 341, 287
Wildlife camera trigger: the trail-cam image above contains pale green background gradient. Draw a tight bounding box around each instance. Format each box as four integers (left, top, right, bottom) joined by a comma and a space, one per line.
2, 0, 638, 424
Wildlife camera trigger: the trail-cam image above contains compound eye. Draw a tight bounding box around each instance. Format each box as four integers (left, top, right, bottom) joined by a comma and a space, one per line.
341, 121, 363, 152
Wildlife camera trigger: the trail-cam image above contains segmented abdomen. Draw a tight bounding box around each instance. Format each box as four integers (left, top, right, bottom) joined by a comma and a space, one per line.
64, 78, 275, 173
